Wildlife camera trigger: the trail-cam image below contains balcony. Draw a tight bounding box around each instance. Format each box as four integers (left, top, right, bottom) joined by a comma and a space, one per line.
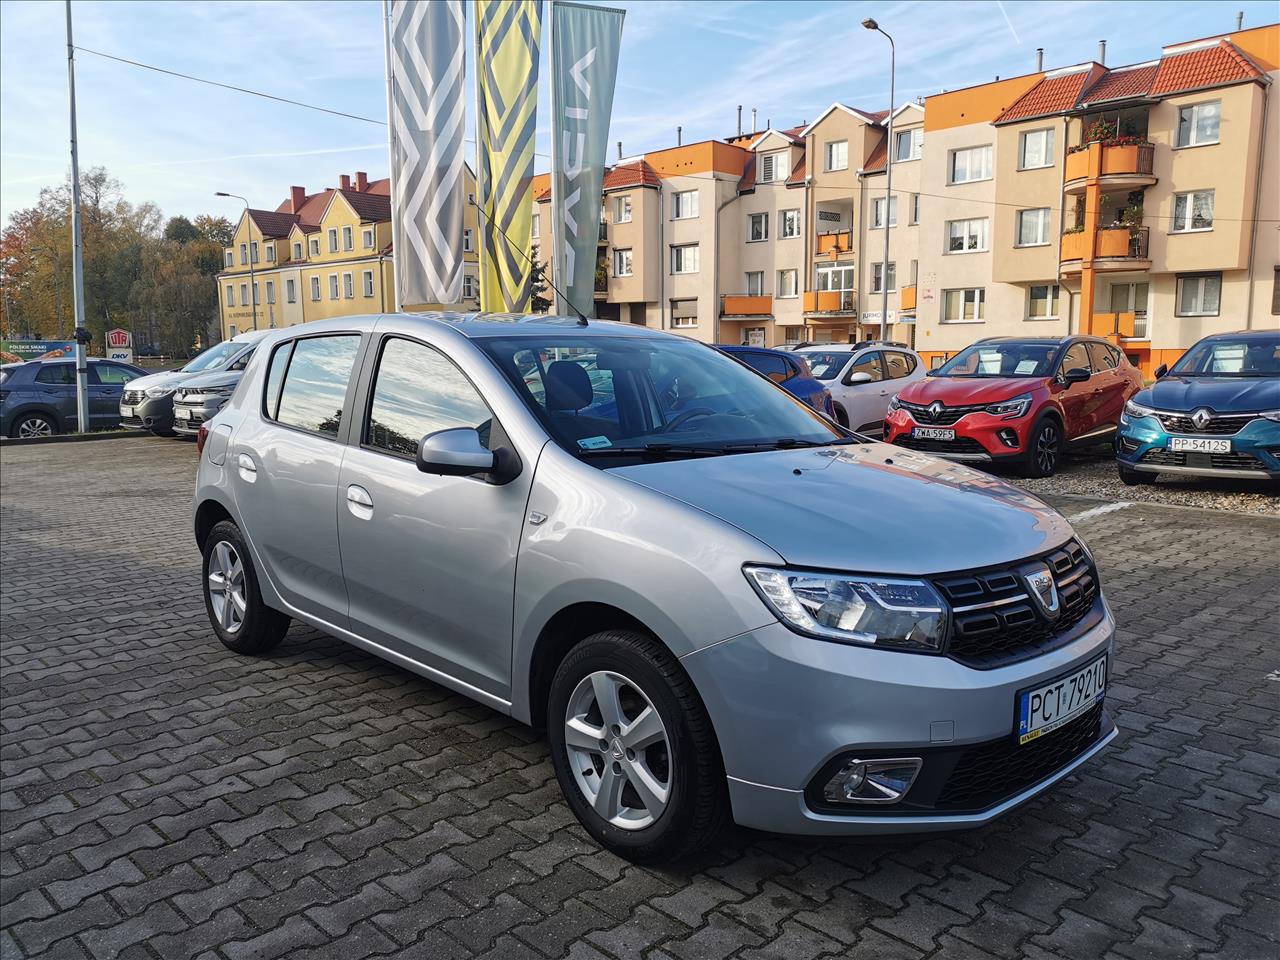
899, 285, 917, 313
720, 294, 773, 317
1063, 141, 1157, 196
815, 230, 852, 256
1060, 226, 1150, 275
803, 290, 856, 315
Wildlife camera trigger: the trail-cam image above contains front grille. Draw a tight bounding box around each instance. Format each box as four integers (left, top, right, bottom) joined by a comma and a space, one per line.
1141, 449, 1268, 471
899, 400, 987, 426
122, 389, 146, 405
935, 702, 1105, 810
893, 436, 989, 455
936, 539, 1100, 669
1154, 411, 1257, 435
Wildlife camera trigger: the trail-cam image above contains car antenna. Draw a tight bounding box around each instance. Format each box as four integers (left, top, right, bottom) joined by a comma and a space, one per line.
468, 198, 590, 326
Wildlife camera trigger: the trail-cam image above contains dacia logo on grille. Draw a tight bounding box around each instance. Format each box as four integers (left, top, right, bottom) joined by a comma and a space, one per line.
1020, 562, 1060, 619
1191, 408, 1213, 430
928, 401, 943, 421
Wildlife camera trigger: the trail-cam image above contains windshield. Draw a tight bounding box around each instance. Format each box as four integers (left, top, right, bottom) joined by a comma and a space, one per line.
935, 342, 1058, 378
182, 341, 246, 373
478, 335, 845, 462
1169, 336, 1280, 377
799, 352, 851, 381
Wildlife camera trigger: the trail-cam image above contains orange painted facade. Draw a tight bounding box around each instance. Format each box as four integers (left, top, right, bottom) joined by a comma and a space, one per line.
923, 74, 1044, 131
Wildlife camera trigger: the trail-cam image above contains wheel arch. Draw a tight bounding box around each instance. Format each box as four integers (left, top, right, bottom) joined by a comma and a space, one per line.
7, 404, 61, 436
194, 497, 234, 550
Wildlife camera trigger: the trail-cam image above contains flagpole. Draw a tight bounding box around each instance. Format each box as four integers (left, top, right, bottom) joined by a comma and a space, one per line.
65, 0, 89, 433
548, 0, 562, 315
381, 0, 403, 311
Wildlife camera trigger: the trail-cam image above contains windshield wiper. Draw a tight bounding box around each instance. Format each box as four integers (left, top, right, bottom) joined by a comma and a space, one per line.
720, 438, 857, 453
578, 443, 728, 460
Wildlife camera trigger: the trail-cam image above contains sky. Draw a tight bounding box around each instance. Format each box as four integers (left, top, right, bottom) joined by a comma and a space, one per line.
1, 0, 1276, 226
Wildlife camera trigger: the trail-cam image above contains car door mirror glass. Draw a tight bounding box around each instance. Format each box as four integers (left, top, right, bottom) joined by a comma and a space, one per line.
417, 427, 496, 477
1063, 367, 1091, 385
1153, 363, 1168, 379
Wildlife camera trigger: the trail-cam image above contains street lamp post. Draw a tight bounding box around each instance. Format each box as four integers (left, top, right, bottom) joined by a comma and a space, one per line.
863, 18, 895, 342
215, 191, 258, 332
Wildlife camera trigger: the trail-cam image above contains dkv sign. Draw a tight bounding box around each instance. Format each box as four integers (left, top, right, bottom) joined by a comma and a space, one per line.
105, 328, 133, 363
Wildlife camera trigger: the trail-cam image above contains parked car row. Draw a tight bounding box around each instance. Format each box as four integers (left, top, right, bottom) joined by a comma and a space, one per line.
1, 357, 146, 437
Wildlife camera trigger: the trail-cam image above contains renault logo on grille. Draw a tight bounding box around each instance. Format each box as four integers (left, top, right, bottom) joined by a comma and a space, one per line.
1191, 408, 1213, 430
1018, 562, 1060, 619
928, 401, 944, 421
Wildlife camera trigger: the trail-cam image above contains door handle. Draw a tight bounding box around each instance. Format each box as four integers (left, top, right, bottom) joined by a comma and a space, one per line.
346, 484, 373, 519
237, 453, 257, 483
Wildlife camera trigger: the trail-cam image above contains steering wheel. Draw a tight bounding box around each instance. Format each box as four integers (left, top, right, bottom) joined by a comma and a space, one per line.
662, 407, 716, 432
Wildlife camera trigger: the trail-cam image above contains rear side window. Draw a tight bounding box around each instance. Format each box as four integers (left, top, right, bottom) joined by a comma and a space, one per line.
739, 352, 792, 383
883, 351, 917, 380
35, 364, 74, 384
365, 338, 493, 458
1087, 342, 1118, 371
271, 335, 360, 437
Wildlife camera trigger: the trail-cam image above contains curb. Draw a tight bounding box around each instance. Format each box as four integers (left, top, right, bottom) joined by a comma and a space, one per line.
0, 430, 146, 448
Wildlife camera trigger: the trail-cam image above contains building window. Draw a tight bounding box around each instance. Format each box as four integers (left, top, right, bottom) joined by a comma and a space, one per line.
1027, 284, 1060, 319
341, 226, 353, 251
329, 274, 339, 300
777, 268, 798, 298
910, 194, 920, 225
250, 241, 259, 264
872, 262, 896, 294
327, 228, 338, 253
615, 195, 631, 223
949, 144, 992, 183
947, 217, 988, 253
1177, 101, 1221, 147
1172, 190, 1214, 232
759, 150, 788, 182
265, 280, 275, 304
286, 278, 297, 303
225, 284, 235, 307
363, 228, 374, 249
292, 241, 303, 260
362, 270, 374, 297
871, 195, 898, 228
310, 276, 321, 301
670, 243, 699, 274
240, 282, 248, 306
252, 281, 260, 305
942, 287, 985, 322
463, 228, 474, 252
1016, 208, 1051, 246
894, 128, 923, 161
310, 237, 320, 256
747, 212, 768, 242
224, 250, 233, 267
1175, 273, 1221, 316
672, 190, 699, 220
343, 272, 354, 298
816, 263, 855, 292
265, 243, 275, 263
824, 139, 848, 171
531, 213, 540, 239
1018, 128, 1055, 169
745, 271, 764, 296
670, 298, 698, 327
613, 247, 633, 277
239, 243, 247, 265
463, 274, 479, 300
779, 209, 800, 238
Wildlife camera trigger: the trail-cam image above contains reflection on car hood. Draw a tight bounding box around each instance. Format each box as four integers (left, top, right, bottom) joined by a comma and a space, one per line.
610, 443, 1072, 575
176, 369, 242, 390
1139, 375, 1280, 413
125, 370, 198, 392
899, 376, 1044, 406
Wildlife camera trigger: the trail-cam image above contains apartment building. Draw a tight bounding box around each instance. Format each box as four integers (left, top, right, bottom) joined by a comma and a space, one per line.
216, 170, 480, 340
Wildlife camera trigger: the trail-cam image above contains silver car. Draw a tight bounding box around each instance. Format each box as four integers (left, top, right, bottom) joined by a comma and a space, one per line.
193, 314, 1116, 862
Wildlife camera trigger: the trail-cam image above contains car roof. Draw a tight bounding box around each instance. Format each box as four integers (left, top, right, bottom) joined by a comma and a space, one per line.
264, 312, 682, 342
1201, 329, 1277, 340
717, 345, 793, 357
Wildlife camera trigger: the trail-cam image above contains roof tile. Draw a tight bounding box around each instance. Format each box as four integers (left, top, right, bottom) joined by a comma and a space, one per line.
1150, 39, 1265, 96
246, 209, 300, 237
1078, 65, 1159, 104
995, 69, 1094, 124
603, 160, 661, 191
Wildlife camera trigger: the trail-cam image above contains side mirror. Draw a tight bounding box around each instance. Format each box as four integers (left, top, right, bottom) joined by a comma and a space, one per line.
846, 371, 874, 385
1153, 363, 1168, 379
416, 428, 495, 477
1062, 367, 1091, 385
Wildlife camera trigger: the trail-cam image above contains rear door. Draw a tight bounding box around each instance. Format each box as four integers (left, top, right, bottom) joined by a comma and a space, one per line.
1056, 342, 1095, 439
1085, 341, 1125, 432
843, 350, 888, 434
32, 363, 77, 430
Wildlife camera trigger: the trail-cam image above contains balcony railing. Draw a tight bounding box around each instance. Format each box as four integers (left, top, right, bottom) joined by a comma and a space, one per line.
1060, 226, 1149, 263
803, 290, 856, 314
1064, 141, 1156, 186
899, 285, 917, 312
815, 231, 852, 256
720, 294, 773, 316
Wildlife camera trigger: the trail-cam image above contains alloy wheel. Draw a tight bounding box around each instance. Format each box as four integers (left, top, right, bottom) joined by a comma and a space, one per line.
207, 540, 247, 634
17, 417, 53, 439
563, 670, 672, 830
1035, 424, 1059, 475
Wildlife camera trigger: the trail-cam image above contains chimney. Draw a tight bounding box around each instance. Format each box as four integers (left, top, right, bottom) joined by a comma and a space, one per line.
766, 118, 771, 130
737, 105, 742, 136
355, 171, 368, 192
751, 107, 758, 131
1236, 10, 1243, 29
617, 140, 622, 161
1036, 47, 1044, 71
1097, 40, 1106, 65
289, 186, 306, 213
676, 125, 682, 146
339, 174, 351, 191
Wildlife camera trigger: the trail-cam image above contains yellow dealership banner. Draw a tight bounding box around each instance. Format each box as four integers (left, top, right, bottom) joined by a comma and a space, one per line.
474, 0, 544, 312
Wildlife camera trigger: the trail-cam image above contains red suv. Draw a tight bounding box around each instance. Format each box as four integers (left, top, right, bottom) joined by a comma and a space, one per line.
884, 336, 1143, 477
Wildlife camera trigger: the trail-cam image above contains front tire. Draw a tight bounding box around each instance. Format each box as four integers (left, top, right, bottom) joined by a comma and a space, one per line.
202, 520, 290, 655
547, 630, 729, 863
11, 413, 57, 439
832, 403, 850, 429
1021, 416, 1062, 478
1118, 464, 1156, 486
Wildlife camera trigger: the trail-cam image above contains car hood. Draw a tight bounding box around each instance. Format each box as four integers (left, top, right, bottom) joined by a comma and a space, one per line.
1140, 375, 1280, 413
125, 370, 198, 392
176, 369, 242, 390
899, 376, 1045, 406
610, 444, 1072, 575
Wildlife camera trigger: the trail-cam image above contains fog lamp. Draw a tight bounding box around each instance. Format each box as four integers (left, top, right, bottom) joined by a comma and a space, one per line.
822, 757, 922, 804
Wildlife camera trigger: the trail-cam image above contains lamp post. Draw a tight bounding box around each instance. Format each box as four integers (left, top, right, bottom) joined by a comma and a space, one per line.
215, 191, 258, 331
863, 18, 894, 341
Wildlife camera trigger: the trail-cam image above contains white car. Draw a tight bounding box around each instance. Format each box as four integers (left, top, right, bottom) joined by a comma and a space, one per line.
796, 342, 926, 435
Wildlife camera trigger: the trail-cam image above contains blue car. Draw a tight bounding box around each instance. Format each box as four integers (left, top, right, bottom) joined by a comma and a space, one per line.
1115, 329, 1280, 484
717, 345, 835, 419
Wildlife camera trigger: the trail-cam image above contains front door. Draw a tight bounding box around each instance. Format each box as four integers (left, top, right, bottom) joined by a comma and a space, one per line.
335, 335, 532, 702
842, 350, 888, 434
89, 363, 139, 427
1056, 341, 1096, 439
1086, 341, 1126, 431
231, 333, 363, 628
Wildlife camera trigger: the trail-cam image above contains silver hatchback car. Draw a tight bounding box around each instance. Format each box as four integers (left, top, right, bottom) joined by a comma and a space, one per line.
194, 313, 1116, 862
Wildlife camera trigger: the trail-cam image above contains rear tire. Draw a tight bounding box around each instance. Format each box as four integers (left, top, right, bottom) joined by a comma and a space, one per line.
547, 630, 729, 863
1020, 416, 1062, 478
202, 520, 289, 655
11, 413, 57, 439
1118, 464, 1156, 486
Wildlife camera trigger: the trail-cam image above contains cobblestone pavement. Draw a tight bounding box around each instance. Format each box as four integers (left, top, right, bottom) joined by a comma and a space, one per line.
2, 437, 1277, 960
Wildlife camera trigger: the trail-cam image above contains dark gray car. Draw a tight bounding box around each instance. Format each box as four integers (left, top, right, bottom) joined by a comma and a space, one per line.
1, 358, 146, 437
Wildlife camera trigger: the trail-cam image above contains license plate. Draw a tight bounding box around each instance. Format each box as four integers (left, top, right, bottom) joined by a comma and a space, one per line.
120, 406, 132, 417
1017, 655, 1107, 745
175, 407, 191, 420
1169, 436, 1230, 454
913, 427, 955, 440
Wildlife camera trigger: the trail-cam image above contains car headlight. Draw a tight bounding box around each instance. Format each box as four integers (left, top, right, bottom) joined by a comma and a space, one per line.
985, 393, 1032, 419
887, 394, 901, 411
744, 566, 947, 651
146, 386, 174, 398
1123, 399, 1156, 420
1261, 409, 1280, 423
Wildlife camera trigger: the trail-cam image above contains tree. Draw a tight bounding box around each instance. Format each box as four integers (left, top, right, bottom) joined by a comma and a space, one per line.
164, 216, 199, 244
193, 214, 233, 246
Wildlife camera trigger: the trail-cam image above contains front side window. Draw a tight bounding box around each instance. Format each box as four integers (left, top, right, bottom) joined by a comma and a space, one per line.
613, 248, 633, 277
942, 287, 985, 322
748, 212, 768, 242
1172, 190, 1214, 232
672, 190, 698, 220
94, 363, 138, 385
1028, 284, 1061, 319
872, 262, 896, 294
745, 271, 765, 296
1017, 208, 1051, 246
780, 209, 800, 238
777, 268, 798, 298
1176, 273, 1222, 317
1170, 333, 1280, 375
272, 335, 361, 437
894, 128, 923, 161
950, 144, 992, 183
847, 352, 884, 382
615, 195, 631, 223
1177, 101, 1221, 147
366, 338, 492, 458
1060, 342, 1091, 376
670, 243, 699, 274
871, 195, 897, 228
947, 218, 988, 253
1019, 128, 1055, 169
824, 139, 848, 171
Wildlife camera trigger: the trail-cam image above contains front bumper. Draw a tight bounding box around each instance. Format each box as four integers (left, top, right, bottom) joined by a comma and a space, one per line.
884, 408, 1031, 464
119, 395, 175, 433
172, 398, 227, 435
1116, 414, 1280, 481
681, 609, 1115, 835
